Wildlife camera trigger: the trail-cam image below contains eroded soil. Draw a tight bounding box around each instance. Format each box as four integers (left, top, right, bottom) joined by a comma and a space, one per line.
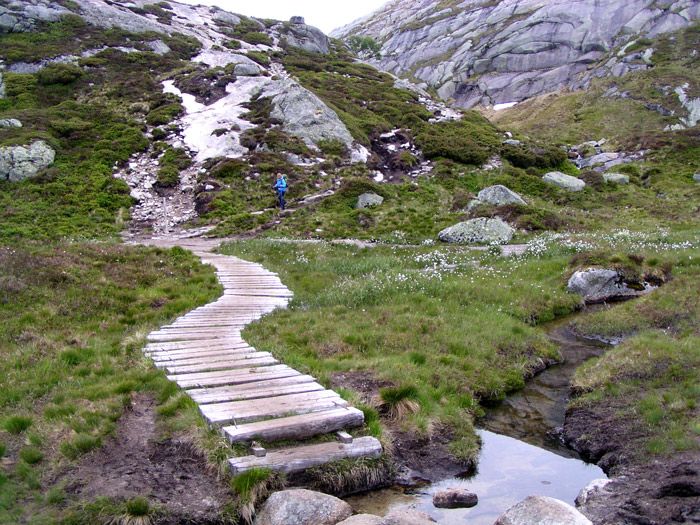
330, 370, 473, 486
55, 393, 233, 524
564, 402, 700, 524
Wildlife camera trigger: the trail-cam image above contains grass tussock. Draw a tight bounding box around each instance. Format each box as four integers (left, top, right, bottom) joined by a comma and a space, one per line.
305, 456, 393, 496
231, 468, 286, 524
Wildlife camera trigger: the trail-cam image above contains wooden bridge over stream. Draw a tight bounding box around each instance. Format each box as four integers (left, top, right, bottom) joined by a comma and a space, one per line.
139, 237, 382, 475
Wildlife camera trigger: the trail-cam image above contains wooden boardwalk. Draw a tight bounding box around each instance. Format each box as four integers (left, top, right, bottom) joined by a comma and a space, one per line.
141, 239, 381, 475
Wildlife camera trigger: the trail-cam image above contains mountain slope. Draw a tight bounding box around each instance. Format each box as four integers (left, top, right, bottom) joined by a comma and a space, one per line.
332, 0, 700, 108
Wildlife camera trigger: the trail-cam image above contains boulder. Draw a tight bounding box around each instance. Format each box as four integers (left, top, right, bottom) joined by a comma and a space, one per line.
693, 172, 700, 183
0, 140, 55, 182
438, 217, 514, 245
356, 193, 384, 209
0, 70, 4, 99
233, 63, 261, 76
261, 79, 354, 149
254, 489, 353, 525
380, 509, 437, 524
567, 268, 656, 303
433, 488, 478, 508
576, 478, 613, 506
602, 172, 630, 185
542, 171, 586, 192
494, 495, 592, 525
477, 184, 527, 205
279, 21, 330, 54
0, 118, 22, 128
337, 515, 384, 525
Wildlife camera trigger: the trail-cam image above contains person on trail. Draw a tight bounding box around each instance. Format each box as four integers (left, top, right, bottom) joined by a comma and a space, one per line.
273, 172, 287, 210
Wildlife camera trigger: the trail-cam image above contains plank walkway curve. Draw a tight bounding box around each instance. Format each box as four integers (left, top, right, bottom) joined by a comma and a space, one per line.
138, 236, 382, 475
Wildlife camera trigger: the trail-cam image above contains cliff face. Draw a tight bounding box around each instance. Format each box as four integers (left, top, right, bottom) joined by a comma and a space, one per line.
332, 0, 700, 108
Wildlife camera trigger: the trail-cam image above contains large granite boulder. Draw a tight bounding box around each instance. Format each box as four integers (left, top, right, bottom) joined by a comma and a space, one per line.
233, 63, 261, 76
477, 184, 527, 205
602, 172, 630, 185
542, 171, 586, 192
0, 140, 55, 182
567, 268, 656, 303
355, 193, 384, 209
494, 495, 592, 525
278, 18, 330, 54
438, 217, 514, 245
260, 79, 354, 149
254, 489, 353, 525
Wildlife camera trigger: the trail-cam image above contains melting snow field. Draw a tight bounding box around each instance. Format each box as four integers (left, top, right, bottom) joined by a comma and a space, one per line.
163, 77, 272, 162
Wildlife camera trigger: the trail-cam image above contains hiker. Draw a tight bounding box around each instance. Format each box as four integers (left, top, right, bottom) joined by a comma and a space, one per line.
273, 172, 287, 210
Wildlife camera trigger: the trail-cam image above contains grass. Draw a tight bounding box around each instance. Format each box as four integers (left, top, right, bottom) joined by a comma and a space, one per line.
0, 241, 221, 523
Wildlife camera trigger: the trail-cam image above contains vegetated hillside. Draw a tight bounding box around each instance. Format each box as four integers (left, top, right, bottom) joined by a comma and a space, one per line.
1, 2, 699, 524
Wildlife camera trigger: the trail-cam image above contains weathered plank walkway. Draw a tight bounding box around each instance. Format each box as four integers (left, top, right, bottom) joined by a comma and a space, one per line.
140, 237, 381, 475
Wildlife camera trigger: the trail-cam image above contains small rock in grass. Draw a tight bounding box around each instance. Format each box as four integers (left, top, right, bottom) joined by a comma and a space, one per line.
433, 487, 478, 508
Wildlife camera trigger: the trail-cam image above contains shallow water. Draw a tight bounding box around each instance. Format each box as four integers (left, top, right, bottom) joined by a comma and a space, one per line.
346, 430, 606, 524
345, 313, 611, 523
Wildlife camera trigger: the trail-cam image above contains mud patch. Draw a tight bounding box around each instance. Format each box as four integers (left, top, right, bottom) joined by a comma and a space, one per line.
564, 401, 700, 524
56, 393, 232, 523
330, 371, 471, 486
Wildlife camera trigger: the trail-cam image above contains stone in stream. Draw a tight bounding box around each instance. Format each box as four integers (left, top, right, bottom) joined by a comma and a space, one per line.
254, 489, 352, 525
494, 495, 592, 525
567, 268, 656, 304
432, 487, 478, 508
337, 515, 383, 525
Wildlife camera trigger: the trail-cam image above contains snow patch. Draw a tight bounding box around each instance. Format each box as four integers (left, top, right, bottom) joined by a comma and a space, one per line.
494, 102, 518, 111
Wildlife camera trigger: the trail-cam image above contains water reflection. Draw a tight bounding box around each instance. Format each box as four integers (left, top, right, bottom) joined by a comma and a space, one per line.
346, 430, 606, 524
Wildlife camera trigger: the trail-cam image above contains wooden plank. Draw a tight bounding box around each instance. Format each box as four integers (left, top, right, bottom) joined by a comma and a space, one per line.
200, 390, 347, 425
228, 436, 382, 475
151, 348, 264, 364
169, 364, 301, 389
148, 331, 245, 342
165, 355, 278, 374
222, 407, 364, 444
188, 377, 322, 404
187, 375, 318, 404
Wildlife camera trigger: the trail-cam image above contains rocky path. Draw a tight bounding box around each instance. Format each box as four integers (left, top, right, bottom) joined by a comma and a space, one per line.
137, 235, 382, 475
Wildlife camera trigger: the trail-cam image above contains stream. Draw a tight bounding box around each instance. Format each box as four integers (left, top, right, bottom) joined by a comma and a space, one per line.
345, 312, 611, 523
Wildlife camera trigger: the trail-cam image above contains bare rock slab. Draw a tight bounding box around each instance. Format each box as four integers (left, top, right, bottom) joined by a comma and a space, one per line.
494, 495, 592, 525
337, 515, 384, 525
432, 487, 478, 508
254, 489, 352, 525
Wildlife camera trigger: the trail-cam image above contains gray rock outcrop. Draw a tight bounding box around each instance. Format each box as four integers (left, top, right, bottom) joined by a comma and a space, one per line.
438, 217, 514, 245
477, 185, 527, 206
433, 488, 478, 509
602, 172, 630, 185
261, 79, 355, 149
0, 70, 5, 99
278, 19, 330, 54
494, 495, 592, 525
332, 0, 700, 108
542, 171, 586, 192
0, 118, 21, 128
254, 489, 353, 525
567, 268, 656, 303
356, 193, 384, 209
0, 140, 55, 182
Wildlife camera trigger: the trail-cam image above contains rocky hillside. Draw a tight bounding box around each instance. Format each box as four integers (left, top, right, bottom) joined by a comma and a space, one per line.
332, 0, 700, 109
